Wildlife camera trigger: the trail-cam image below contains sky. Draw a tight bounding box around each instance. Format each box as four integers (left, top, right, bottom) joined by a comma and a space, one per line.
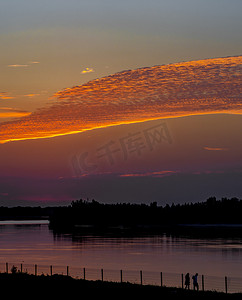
0, 0, 242, 206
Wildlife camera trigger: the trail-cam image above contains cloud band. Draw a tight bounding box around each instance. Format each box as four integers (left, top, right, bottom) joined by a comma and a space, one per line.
0, 56, 241, 144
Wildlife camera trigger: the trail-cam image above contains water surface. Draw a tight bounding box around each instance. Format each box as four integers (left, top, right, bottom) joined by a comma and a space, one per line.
1, 221, 242, 278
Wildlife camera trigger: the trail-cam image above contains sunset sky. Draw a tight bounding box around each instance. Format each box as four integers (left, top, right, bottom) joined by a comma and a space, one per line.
0, 0, 242, 206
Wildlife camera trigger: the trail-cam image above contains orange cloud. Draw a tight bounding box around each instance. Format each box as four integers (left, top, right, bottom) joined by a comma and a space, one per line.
24, 94, 40, 97
8, 64, 29, 68
81, 67, 94, 74
0, 107, 31, 119
0, 92, 15, 100
0, 96, 15, 100
8, 62, 40, 68
0, 56, 241, 144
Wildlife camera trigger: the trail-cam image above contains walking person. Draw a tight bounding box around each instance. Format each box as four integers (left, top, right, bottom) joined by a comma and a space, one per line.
185, 273, 190, 289
192, 273, 199, 291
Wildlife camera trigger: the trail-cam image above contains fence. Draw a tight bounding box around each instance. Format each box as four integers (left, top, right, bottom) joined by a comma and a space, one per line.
1, 262, 242, 294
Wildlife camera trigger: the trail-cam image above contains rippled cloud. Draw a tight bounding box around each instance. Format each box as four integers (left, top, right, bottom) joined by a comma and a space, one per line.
0, 56, 241, 144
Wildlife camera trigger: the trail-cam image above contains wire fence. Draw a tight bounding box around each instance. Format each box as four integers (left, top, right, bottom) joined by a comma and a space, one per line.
0, 262, 242, 294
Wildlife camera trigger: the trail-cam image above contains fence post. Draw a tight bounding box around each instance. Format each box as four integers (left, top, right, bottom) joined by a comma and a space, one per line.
35, 264, 37, 276
50, 265, 52, 276
225, 276, 228, 294
160, 272, 163, 287
120, 270, 123, 283
6, 263, 8, 274
101, 269, 104, 281
140, 270, 143, 285
67, 265, 69, 276
181, 273, 184, 289
202, 275, 204, 291
83, 267, 86, 280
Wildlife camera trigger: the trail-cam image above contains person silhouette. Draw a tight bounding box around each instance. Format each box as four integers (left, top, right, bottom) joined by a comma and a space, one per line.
185, 273, 190, 289
11, 265, 17, 274
192, 273, 199, 291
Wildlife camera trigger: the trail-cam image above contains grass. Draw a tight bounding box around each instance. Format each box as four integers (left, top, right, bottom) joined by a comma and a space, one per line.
0, 272, 242, 299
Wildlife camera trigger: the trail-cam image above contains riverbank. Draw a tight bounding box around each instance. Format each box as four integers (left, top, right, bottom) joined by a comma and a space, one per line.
0, 273, 241, 299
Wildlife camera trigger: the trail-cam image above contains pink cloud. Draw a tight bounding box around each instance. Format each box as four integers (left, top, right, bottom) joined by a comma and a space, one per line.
203, 147, 228, 151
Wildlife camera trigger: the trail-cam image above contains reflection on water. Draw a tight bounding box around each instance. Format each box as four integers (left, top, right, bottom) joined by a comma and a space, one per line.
0, 221, 242, 277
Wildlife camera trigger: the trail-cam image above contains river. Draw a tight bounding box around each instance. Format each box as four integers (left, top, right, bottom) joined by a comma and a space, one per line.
1, 220, 242, 282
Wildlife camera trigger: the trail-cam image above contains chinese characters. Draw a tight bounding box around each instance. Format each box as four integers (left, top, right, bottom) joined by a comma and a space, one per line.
71, 122, 172, 176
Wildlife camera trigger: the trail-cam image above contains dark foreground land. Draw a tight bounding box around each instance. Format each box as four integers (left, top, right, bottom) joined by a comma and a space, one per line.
0, 273, 241, 299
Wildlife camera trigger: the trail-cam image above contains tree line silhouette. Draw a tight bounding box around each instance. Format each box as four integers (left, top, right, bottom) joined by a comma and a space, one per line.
48, 197, 242, 230
1, 197, 242, 230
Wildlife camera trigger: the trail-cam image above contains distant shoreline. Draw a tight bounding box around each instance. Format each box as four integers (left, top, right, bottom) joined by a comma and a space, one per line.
1, 219, 242, 228
0, 220, 49, 225
2, 198, 242, 234
178, 224, 242, 228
